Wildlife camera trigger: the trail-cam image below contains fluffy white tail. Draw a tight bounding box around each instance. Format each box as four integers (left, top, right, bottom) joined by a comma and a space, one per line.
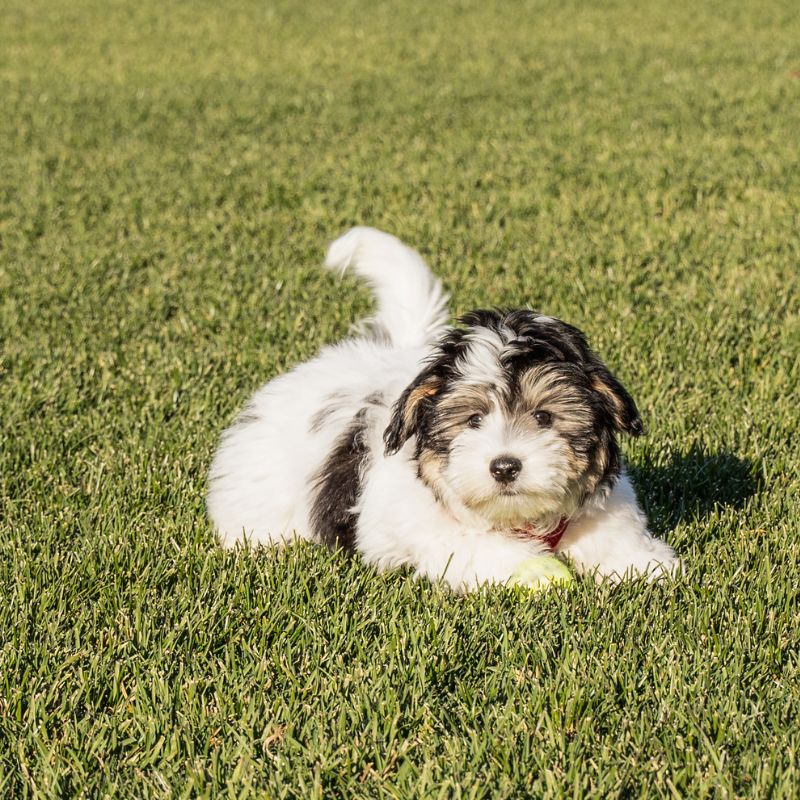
324, 227, 450, 349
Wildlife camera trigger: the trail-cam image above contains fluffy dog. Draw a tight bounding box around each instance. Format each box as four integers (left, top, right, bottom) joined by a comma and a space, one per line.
207, 228, 680, 590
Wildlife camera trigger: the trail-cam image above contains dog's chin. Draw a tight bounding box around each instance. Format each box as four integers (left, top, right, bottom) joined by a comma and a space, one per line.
465, 489, 568, 528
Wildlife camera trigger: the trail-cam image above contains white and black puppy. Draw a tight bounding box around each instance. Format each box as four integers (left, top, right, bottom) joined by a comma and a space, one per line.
208, 228, 680, 591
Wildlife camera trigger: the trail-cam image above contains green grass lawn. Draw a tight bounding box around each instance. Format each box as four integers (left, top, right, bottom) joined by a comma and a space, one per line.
2, 0, 799, 796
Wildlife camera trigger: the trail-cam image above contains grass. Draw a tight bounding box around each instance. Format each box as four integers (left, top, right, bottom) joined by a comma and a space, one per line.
1, 0, 799, 796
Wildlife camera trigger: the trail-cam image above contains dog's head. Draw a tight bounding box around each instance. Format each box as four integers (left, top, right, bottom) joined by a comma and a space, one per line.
384, 309, 643, 528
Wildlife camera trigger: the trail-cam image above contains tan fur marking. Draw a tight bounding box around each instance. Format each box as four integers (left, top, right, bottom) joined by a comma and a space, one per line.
403, 379, 442, 428
517, 366, 594, 433
592, 375, 625, 415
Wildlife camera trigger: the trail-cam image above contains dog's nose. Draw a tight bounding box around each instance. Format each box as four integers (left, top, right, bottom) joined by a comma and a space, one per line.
490, 456, 522, 484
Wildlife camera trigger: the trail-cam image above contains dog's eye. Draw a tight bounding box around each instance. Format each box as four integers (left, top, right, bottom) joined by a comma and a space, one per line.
533, 410, 552, 427
467, 414, 484, 429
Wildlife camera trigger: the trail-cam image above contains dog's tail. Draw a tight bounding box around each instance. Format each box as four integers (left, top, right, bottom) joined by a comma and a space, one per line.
324, 227, 450, 348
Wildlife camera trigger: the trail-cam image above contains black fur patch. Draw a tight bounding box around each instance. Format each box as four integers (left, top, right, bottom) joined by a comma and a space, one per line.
310, 409, 370, 552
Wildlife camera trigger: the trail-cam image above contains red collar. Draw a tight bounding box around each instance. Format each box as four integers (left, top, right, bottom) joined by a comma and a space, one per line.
510, 517, 570, 551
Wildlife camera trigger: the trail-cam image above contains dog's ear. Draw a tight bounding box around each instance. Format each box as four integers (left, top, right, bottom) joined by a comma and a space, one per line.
384, 369, 444, 455
590, 364, 644, 436
384, 327, 465, 455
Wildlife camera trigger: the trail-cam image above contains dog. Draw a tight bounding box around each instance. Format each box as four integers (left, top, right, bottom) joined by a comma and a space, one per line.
207, 228, 680, 591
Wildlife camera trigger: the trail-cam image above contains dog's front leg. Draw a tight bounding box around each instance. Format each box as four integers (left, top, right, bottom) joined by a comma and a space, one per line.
557, 473, 681, 583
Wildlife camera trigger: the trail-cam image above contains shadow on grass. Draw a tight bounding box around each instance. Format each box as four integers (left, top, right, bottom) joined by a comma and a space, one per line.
629, 446, 761, 536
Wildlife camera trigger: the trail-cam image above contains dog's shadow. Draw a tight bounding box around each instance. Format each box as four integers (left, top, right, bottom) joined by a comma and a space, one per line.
628, 445, 760, 538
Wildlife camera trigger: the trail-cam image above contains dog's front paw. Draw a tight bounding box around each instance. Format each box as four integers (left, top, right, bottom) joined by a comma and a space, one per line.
642, 549, 684, 582
593, 539, 683, 584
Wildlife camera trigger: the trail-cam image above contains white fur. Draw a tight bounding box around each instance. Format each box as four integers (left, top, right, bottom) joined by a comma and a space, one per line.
208, 227, 680, 591
457, 327, 510, 386
324, 226, 449, 349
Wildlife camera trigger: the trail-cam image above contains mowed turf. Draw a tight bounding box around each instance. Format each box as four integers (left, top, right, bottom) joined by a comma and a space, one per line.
1, 0, 799, 796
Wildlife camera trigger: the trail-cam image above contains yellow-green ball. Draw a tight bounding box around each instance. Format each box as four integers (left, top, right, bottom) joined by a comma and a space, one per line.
508, 556, 574, 592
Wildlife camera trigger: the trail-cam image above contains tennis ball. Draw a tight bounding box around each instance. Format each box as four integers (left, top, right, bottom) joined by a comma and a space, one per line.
508, 556, 574, 592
